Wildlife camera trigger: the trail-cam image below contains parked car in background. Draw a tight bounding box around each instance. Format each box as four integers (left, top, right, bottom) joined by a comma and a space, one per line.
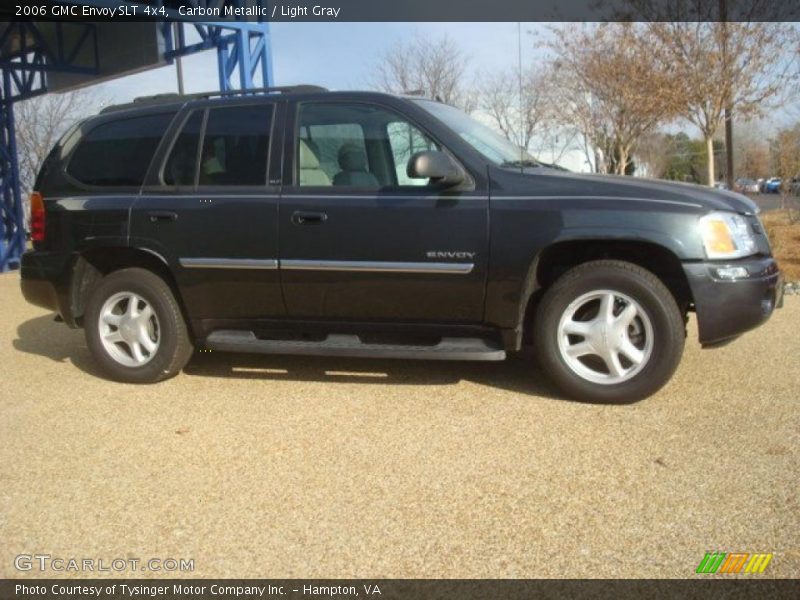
765, 177, 782, 194
735, 178, 760, 194
713, 181, 729, 190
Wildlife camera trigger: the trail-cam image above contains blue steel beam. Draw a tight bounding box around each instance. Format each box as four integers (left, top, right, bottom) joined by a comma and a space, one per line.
0, 21, 99, 269
0, 71, 25, 271
162, 21, 274, 90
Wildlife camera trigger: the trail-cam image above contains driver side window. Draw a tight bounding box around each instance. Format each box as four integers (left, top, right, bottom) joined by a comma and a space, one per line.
387, 121, 437, 186
296, 102, 439, 188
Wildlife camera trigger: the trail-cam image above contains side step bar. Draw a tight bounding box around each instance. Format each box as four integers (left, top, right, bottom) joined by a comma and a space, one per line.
205, 331, 506, 361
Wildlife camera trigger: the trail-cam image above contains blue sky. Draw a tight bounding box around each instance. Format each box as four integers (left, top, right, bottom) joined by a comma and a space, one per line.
94, 23, 542, 102
86, 22, 796, 171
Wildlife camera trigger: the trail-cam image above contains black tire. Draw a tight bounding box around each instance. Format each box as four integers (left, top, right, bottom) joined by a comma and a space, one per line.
533, 260, 685, 403
84, 268, 193, 383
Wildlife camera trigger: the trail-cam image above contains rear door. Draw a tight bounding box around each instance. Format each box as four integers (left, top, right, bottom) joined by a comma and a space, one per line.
132, 99, 285, 321
278, 99, 489, 322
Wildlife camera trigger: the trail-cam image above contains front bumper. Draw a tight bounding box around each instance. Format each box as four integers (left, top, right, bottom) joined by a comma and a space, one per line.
683, 257, 782, 346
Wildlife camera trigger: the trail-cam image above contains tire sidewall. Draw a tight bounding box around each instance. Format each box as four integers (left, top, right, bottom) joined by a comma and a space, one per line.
535, 264, 684, 403
85, 269, 185, 384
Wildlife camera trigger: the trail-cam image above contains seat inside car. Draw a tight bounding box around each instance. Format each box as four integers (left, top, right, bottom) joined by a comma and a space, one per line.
333, 142, 379, 187
298, 138, 331, 186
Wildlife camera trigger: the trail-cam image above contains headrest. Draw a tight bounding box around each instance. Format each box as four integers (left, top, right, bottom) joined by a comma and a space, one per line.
338, 142, 368, 172
299, 139, 320, 169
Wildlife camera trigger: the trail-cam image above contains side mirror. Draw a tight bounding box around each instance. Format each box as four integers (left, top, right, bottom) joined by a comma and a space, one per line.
407, 151, 464, 188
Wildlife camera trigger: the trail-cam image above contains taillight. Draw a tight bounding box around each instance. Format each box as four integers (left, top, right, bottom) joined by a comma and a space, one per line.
30, 191, 45, 242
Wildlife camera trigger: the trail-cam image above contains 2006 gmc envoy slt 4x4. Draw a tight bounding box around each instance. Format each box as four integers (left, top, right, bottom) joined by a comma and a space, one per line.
20, 86, 784, 402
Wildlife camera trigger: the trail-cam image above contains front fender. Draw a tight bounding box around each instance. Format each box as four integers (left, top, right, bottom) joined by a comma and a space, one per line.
486, 220, 701, 350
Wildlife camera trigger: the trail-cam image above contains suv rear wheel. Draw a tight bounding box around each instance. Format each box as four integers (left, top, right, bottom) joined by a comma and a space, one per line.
533, 260, 685, 403
84, 268, 193, 383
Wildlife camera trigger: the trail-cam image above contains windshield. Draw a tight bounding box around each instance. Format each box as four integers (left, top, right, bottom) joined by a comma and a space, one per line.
413, 99, 539, 167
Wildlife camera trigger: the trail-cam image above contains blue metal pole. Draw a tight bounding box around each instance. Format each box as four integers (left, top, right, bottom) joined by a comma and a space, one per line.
237, 29, 252, 89
260, 23, 274, 87
0, 69, 24, 272
216, 39, 229, 91
7, 83, 24, 270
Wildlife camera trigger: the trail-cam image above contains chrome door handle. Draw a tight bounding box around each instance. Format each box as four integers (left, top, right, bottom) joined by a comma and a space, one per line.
291, 211, 327, 225
147, 211, 178, 222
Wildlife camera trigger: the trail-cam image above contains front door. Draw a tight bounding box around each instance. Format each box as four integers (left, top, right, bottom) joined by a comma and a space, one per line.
132, 100, 285, 321
279, 100, 489, 322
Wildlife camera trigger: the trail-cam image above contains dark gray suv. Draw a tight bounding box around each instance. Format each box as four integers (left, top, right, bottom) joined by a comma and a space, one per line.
20, 86, 784, 402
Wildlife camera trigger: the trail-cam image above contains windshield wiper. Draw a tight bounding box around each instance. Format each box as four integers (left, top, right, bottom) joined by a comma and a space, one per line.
500, 159, 542, 169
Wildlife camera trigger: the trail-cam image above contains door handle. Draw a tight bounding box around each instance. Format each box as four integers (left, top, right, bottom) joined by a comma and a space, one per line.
291, 211, 327, 225
147, 211, 178, 223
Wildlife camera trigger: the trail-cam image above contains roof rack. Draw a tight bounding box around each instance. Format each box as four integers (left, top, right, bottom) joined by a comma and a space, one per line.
101, 85, 329, 114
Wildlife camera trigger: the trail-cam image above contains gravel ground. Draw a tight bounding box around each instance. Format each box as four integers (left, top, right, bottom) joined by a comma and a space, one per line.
1, 271, 798, 579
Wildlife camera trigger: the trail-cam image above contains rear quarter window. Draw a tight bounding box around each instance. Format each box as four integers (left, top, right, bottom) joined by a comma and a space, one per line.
67, 113, 175, 187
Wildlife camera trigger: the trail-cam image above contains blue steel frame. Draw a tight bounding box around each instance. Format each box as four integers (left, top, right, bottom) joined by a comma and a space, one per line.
0, 71, 26, 272
0, 21, 98, 270
1, 3, 273, 271
162, 21, 274, 92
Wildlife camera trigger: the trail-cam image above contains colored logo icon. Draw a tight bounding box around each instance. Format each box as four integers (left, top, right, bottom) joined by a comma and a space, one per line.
696, 552, 773, 574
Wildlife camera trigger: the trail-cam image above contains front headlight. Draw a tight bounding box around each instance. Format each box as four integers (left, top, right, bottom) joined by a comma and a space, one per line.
699, 211, 758, 259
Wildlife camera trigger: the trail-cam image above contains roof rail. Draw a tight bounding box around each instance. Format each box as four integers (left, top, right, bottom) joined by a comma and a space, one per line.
101, 85, 329, 114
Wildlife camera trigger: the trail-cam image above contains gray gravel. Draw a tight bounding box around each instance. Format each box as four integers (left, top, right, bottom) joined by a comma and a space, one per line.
1, 271, 798, 579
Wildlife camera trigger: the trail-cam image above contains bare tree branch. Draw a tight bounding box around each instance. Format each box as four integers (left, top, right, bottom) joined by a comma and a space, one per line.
545, 23, 682, 175
646, 19, 798, 184
15, 90, 98, 195
477, 65, 555, 153
372, 33, 475, 112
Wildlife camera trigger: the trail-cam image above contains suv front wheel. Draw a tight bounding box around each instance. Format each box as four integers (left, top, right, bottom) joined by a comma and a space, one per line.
84, 268, 193, 383
533, 260, 685, 403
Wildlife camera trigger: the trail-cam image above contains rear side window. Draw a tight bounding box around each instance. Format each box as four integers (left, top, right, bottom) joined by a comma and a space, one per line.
67, 113, 174, 187
160, 104, 273, 187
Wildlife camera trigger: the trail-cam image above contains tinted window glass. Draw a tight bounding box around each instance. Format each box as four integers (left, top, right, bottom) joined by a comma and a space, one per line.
164, 111, 204, 186
68, 113, 174, 186
301, 123, 365, 183
198, 104, 273, 186
387, 121, 437, 186
297, 103, 438, 188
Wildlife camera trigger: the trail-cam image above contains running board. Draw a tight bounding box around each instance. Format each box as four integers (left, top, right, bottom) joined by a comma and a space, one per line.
205, 331, 506, 361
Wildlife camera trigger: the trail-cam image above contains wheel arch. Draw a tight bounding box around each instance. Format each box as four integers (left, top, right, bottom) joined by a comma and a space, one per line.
69, 246, 186, 330
512, 238, 693, 350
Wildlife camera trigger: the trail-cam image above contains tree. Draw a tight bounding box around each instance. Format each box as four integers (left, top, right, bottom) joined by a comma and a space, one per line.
372, 33, 475, 111
476, 66, 553, 153
545, 23, 682, 175
635, 132, 674, 179
661, 132, 715, 184
646, 20, 798, 186
769, 124, 800, 219
15, 90, 95, 195
732, 122, 770, 180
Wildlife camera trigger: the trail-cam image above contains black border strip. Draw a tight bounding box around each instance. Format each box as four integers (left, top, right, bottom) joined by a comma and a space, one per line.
3, 0, 800, 22
2, 579, 800, 600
